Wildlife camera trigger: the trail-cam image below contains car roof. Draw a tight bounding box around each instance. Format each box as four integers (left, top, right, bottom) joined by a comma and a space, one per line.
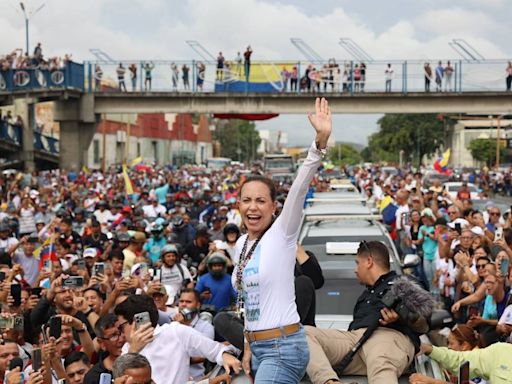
305, 220, 384, 238
304, 204, 372, 216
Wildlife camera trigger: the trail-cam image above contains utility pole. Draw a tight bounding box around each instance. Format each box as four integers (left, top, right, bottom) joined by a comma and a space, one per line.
19, 2, 45, 54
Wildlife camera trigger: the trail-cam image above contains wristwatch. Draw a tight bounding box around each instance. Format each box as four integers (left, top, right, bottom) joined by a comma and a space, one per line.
76, 323, 87, 333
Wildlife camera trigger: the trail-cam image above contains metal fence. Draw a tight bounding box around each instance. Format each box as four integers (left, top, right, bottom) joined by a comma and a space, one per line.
0, 59, 510, 94
84, 59, 512, 94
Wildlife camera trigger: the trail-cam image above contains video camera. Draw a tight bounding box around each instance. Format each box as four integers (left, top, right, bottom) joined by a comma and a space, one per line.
381, 290, 419, 323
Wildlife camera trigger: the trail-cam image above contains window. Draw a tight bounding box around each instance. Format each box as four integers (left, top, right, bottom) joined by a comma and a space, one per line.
152, 141, 158, 162
93, 139, 100, 164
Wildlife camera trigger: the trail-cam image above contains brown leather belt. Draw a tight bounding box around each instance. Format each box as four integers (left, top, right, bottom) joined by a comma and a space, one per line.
244, 323, 300, 343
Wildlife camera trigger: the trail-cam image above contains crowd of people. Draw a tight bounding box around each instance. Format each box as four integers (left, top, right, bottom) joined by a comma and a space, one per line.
1, 99, 512, 383
0, 44, 72, 73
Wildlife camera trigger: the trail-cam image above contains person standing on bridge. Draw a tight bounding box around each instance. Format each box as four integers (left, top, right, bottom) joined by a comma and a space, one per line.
384, 63, 393, 92
117, 63, 127, 92
506, 61, 512, 91
217, 52, 225, 82
144, 62, 154, 91
197, 62, 205, 91
171, 62, 179, 91
129, 64, 137, 92
235, 52, 243, 79
94, 64, 103, 92
182, 64, 190, 90
444, 61, 454, 92
435, 61, 444, 92
244, 45, 253, 81
424, 62, 433, 92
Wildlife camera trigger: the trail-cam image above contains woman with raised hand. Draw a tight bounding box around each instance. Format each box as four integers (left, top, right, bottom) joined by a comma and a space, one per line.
235, 97, 331, 383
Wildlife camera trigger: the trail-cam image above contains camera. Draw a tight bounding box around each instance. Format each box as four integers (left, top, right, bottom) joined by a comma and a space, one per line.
63, 276, 84, 289
381, 290, 418, 323
180, 307, 197, 322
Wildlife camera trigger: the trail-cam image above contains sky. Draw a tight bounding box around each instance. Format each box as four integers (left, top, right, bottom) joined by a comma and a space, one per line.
1, 0, 511, 147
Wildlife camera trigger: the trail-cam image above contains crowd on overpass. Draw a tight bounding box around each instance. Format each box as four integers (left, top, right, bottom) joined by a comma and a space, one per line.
0, 43, 73, 73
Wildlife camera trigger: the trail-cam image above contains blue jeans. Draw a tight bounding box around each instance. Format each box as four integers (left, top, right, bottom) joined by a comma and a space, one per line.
251, 326, 309, 383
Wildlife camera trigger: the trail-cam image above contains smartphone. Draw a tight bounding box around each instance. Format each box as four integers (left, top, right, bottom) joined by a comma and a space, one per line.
459, 360, 470, 384
31, 287, 42, 298
154, 269, 161, 281
13, 316, 23, 331
49, 316, 62, 339
10, 284, 21, 307
0, 316, 12, 329
32, 348, 42, 371
99, 373, 112, 384
455, 222, 462, 236
133, 312, 151, 330
62, 276, 84, 289
501, 258, 510, 277
93, 262, 105, 276
0, 272, 5, 282
495, 227, 504, 242
41, 325, 49, 344
76, 259, 86, 270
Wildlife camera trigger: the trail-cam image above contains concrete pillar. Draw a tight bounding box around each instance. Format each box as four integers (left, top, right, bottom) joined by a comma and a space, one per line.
59, 121, 97, 171
13, 99, 35, 171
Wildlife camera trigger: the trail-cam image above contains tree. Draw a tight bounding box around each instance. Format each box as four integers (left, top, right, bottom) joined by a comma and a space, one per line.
368, 114, 445, 164
213, 119, 261, 163
329, 144, 362, 165
468, 138, 504, 166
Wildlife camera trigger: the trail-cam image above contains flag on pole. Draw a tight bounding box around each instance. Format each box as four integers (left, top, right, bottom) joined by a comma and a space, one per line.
33, 237, 52, 260
122, 165, 134, 195
434, 149, 451, 174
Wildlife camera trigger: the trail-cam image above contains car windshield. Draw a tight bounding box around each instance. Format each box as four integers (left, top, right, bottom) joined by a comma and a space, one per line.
265, 159, 293, 169
448, 184, 477, 193
302, 241, 400, 316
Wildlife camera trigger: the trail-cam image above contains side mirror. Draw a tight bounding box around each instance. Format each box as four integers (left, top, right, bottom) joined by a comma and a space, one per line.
402, 254, 421, 269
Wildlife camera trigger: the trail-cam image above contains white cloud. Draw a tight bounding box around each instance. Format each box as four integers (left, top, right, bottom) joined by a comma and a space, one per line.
0, 0, 510, 146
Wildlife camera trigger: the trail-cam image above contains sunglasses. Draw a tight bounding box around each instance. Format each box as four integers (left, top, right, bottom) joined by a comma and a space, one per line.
476, 263, 489, 269
490, 212, 501, 216
360, 240, 373, 258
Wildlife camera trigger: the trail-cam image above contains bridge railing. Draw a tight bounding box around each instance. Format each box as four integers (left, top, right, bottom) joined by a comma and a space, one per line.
84, 59, 512, 94
34, 131, 59, 155
0, 62, 84, 92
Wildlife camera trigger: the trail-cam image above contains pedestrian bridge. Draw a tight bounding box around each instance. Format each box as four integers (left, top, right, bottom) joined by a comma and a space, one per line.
1, 58, 512, 171
1, 58, 512, 114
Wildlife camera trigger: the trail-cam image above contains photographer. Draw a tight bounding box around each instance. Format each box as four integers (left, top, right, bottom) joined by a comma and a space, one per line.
172, 288, 214, 380
306, 241, 429, 384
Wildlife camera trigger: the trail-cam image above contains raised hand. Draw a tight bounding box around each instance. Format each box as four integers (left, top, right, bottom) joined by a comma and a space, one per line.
307, 97, 332, 150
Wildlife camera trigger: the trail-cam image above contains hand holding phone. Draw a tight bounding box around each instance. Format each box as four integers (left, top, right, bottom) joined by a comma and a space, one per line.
459, 360, 470, 384
133, 312, 151, 330
10, 284, 21, 307
49, 316, 62, 340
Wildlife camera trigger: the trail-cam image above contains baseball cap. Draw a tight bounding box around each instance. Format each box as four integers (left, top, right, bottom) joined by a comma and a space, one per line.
471, 227, 484, 236
421, 208, 436, 219
131, 231, 146, 243
83, 248, 97, 258
448, 218, 470, 230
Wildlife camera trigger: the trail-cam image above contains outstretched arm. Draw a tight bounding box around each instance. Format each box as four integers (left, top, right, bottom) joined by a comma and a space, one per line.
278, 98, 332, 239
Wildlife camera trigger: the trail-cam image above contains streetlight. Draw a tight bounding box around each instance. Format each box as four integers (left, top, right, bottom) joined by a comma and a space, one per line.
19, 2, 45, 55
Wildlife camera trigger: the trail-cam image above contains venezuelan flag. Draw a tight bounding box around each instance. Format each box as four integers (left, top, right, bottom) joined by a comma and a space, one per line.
215, 62, 297, 93
434, 149, 451, 174
39, 243, 58, 270
122, 165, 134, 195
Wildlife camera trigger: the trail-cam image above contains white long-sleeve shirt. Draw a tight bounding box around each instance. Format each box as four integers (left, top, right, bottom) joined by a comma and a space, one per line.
233, 141, 323, 331
122, 322, 233, 384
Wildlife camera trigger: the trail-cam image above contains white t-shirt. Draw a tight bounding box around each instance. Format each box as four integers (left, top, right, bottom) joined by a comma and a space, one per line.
93, 209, 114, 225
0, 237, 18, 253
161, 263, 192, 295
395, 204, 410, 231
143, 204, 167, 218
232, 141, 322, 331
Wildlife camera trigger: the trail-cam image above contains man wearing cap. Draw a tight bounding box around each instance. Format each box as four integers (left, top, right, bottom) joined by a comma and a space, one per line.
94, 201, 114, 227
122, 232, 146, 274
418, 208, 438, 292
160, 244, 193, 296
0, 222, 18, 254
208, 217, 224, 241
83, 220, 108, 253
226, 198, 242, 227
11, 233, 40, 286
142, 197, 166, 219
34, 202, 53, 225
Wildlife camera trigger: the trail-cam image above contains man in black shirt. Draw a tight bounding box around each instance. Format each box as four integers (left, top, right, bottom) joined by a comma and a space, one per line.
305, 241, 427, 384
82, 219, 108, 253
183, 225, 211, 266
84, 314, 125, 384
